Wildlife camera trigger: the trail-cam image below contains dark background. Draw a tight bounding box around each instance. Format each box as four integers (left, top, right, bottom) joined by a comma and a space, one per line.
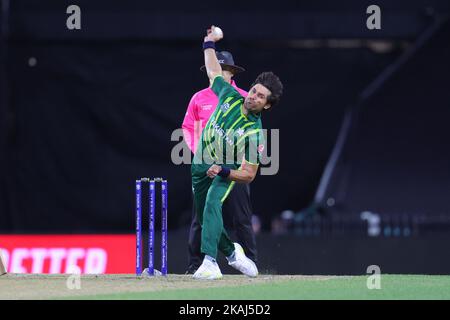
1, 0, 449, 242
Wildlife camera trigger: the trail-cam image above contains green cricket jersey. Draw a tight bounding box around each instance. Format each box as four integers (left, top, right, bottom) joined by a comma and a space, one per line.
195, 75, 265, 168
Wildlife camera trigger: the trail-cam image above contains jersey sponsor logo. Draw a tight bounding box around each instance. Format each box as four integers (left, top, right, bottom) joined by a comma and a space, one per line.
200, 104, 213, 111
220, 102, 231, 113
210, 119, 234, 146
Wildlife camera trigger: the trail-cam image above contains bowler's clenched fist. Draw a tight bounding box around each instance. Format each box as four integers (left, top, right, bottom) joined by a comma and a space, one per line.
207, 164, 222, 178
204, 25, 223, 42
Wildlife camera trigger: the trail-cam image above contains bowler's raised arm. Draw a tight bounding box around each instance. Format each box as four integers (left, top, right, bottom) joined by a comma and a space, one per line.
203, 26, 223, 82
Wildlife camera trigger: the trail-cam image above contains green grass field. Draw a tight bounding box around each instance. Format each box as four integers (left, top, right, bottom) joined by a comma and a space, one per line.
76, 275, 450, 300
1, 274, 450, 300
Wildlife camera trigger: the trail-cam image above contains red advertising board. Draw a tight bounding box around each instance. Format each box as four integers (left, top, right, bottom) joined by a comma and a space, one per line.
0, 235, 135, 274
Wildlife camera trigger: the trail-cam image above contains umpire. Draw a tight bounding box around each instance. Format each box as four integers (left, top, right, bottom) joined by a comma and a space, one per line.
181, 51, 257, 274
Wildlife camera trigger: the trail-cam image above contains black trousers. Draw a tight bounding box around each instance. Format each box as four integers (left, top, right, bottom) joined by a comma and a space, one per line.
187, 183, 257, 270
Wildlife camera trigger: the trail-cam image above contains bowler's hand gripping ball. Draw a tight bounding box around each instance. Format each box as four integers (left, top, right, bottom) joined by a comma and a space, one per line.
212, 26, 223, 39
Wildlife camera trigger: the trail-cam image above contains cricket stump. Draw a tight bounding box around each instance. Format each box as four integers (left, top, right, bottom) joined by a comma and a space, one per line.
0, 250, 7, 275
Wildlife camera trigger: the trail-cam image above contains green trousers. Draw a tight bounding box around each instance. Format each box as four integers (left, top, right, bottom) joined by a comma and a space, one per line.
191, 163, 236, 259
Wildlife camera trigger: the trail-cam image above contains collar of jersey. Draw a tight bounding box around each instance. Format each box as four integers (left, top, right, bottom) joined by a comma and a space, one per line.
240, 104, 261, 122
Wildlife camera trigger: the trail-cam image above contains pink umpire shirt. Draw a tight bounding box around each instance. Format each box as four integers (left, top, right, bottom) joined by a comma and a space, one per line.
182, 80, 248, 154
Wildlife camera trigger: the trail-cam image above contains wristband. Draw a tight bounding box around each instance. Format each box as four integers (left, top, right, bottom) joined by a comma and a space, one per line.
203, 41, 216, 50
218, 166, 230, 178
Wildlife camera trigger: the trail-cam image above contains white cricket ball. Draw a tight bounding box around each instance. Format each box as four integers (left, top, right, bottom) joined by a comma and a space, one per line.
212, 26, 223, 38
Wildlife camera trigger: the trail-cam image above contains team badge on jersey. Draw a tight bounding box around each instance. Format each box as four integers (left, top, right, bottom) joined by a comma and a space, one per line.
258, 144, 265, 154
220, 102, 230, 113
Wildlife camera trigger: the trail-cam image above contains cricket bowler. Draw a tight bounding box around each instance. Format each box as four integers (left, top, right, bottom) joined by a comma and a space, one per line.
191, 25, 283, 279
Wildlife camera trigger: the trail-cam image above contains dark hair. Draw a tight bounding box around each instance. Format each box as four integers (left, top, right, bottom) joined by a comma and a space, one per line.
251, 72, 283, 107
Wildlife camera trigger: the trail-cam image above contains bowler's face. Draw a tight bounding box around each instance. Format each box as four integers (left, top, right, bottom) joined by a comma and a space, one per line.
244, 84, 272, 113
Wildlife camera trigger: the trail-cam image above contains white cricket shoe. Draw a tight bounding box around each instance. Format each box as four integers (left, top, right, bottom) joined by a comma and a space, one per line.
193, 257, 223, 280
227, 243, 258, 277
